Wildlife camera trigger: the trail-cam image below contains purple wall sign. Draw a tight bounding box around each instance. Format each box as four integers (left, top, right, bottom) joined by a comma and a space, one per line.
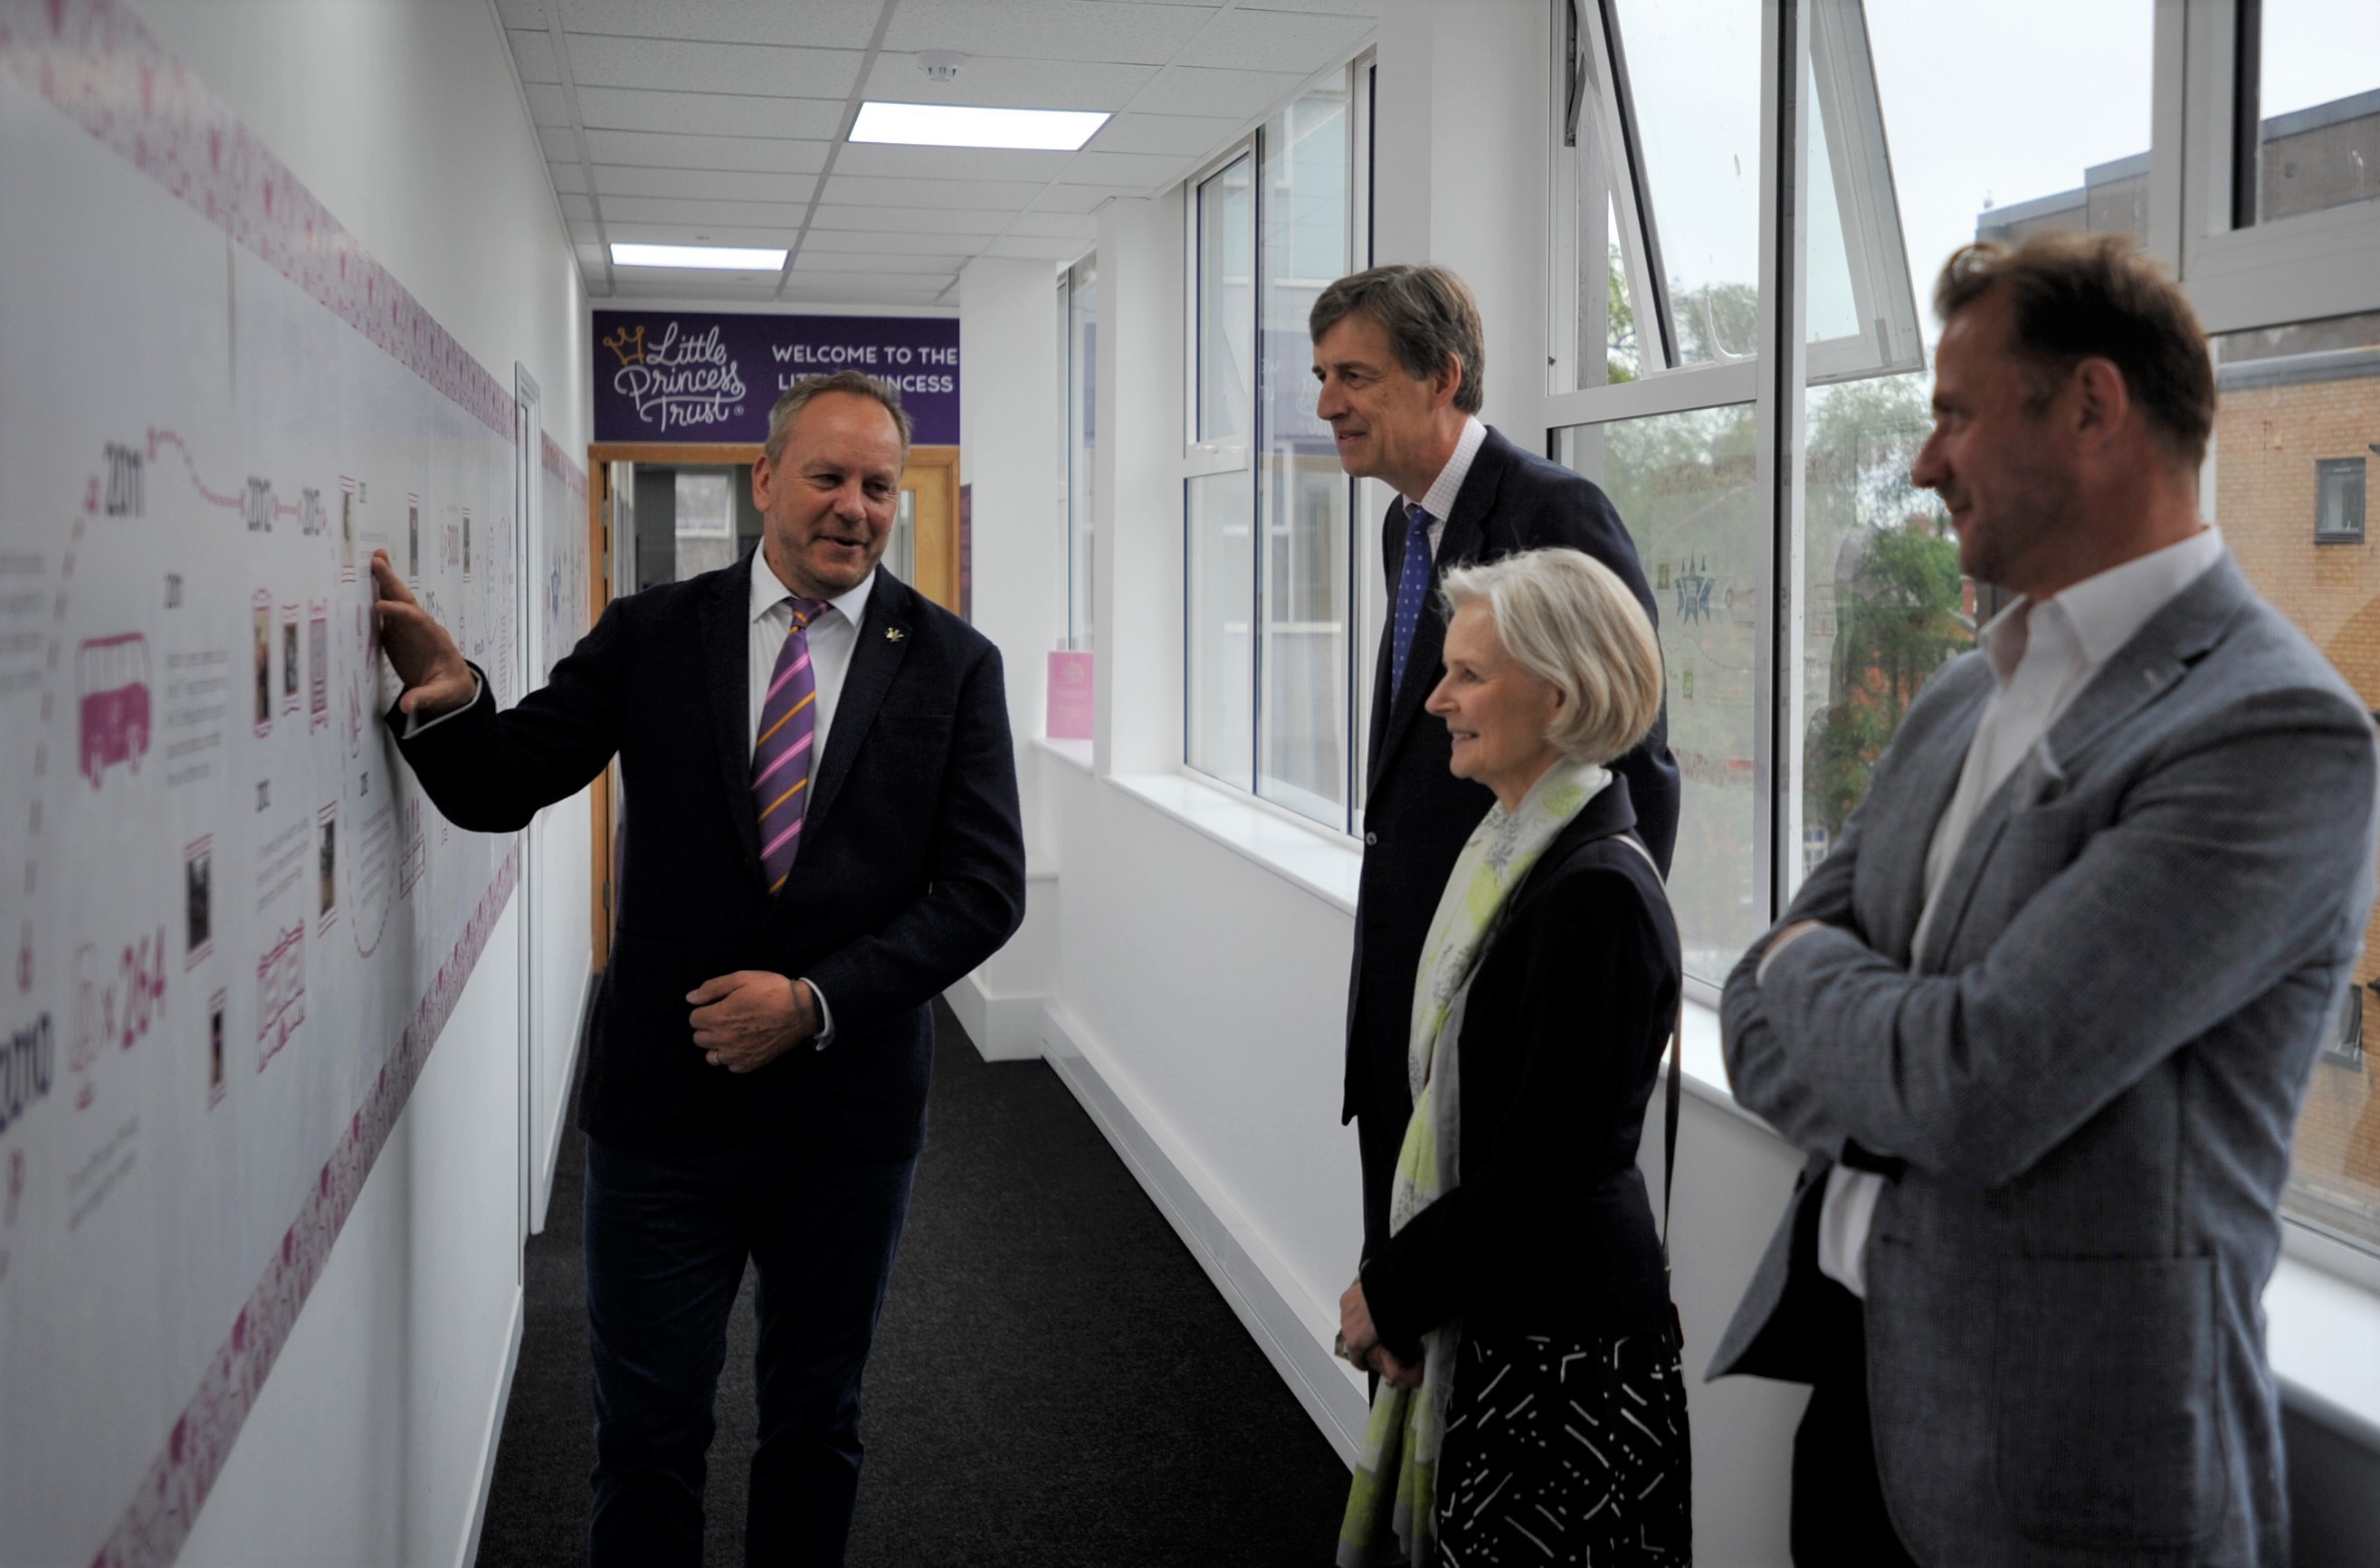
593, 311, 960, 445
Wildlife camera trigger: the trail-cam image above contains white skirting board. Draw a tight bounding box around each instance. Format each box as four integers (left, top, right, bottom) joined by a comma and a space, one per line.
946, 967, 1053, 1061
455, 1283, 527, 1568
1033, 1001, 1370, 1467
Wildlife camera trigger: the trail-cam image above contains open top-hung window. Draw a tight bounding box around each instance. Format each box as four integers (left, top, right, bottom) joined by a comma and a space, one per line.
1185, 60, 1372, 831
1554, 0, 1923, 394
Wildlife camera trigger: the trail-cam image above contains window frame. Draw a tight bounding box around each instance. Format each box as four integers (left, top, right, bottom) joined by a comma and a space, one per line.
1179, 52, 1377, 837
2315, 455, 2368, 542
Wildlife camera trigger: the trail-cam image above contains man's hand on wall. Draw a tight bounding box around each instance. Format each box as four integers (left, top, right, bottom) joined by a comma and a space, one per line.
687, 972, 819, 1073
370, 549, 476, 718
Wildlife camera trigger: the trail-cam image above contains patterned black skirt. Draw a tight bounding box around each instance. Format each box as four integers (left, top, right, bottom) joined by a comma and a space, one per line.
1435, 1327, 1692, 1565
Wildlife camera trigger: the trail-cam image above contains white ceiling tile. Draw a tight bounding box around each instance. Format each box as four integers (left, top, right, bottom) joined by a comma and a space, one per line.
557, 0, 883, 49
833, 143, 1071, 184
1028, 184, 1137, 214
496, 0, 550, 27
983, 233, 1096, 260
882, 0, 1204, 65
603, 221, 802, 246
600, 194, 809, 227
807, 204, 1011, 236
794, 251, 969, 275
549, 159, 590, 194
571, 86, 846, 140
1086, 110, 1243, 157
1001, 211, 1100, 239
1176, 5, 1372, 63
522, 81, 572, 127
569, 221, 603, 245
509, 28, 561, 84
594, 165, 817, 202
1133, 64, 1309, 119
823, 176, 1046, 210
862, 53, 1155, 111
785, 269, 958, 297
583, 129, 832, 173
1061, 148, 1193, 188
801, 229, 993, 258
538, 125, 584, 164
1237, 0, 1382, 14
559, 192, 596, 223
563, 34, 862, 100
607, 264, 790, 290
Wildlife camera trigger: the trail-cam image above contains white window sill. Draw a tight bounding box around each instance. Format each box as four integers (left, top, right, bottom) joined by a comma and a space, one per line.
1033, 735, 1094, 774
1079, 760, 2380, 1456
1107, 769, 1361, 916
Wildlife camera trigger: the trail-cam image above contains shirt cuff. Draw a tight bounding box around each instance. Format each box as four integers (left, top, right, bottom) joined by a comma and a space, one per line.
400, 671, 483, 739
804, 979, 833, 1050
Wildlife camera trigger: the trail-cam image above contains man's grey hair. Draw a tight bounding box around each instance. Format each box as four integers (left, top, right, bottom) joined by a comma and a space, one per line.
1440, 548, 1662, 766
1308, 264, 1487, 414
764, 370, 913, 463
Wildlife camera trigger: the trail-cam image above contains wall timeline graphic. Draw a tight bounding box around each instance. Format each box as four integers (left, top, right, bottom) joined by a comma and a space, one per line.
0, 5, 577, 1563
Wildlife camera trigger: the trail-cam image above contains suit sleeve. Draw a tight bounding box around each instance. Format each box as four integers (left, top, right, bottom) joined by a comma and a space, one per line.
1359, 863, 1675, 1354
801, 643, 1028, 1035
1756, 683, 2379, 1187
387, 599, 626, 832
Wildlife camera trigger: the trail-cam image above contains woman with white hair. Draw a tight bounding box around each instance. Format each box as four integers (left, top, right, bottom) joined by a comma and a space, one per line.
1335, 547, 1690, 1565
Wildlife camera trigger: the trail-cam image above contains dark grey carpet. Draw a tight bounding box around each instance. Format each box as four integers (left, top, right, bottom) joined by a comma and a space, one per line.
473, 1001, 1351, 1566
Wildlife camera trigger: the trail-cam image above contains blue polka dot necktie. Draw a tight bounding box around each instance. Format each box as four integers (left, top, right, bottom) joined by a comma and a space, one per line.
1389, 502, 1433, 697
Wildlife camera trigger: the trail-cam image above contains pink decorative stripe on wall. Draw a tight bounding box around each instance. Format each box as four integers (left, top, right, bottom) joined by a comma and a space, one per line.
0, 0, 516, 440
542, 432, 588, 499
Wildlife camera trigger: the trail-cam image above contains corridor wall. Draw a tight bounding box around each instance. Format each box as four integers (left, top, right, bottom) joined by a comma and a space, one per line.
0, 3, 589, 1564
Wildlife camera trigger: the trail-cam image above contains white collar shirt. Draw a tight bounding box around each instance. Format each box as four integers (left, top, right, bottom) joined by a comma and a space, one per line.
747, 547, 874, 1048
748, 546, 874, 773
1817, 524, 2227, 1298
1404, 414, 1489, 555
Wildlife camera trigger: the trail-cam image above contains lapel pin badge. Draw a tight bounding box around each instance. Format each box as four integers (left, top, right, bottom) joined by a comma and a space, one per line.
886, 627, 905, 641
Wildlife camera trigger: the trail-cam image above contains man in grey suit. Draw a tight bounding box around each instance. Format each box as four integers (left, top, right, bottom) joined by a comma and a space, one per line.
1711, 233, 2378, 1566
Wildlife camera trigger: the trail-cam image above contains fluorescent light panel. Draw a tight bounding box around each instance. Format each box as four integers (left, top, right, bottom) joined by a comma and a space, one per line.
611, 242, 786, 271
850, 100, 1109, 152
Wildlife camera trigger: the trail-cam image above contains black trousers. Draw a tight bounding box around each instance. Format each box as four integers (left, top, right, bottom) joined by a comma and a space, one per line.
582, 1134, 917, 1568
1790, 1268, 1920, 1568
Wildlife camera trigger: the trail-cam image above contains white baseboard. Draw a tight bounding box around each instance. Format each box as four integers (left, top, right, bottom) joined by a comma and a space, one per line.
530, 966, 597, 1235
945, 969, 1051, 1061
454, 1282, 527, 1568
1036, 1001, 1368, 1468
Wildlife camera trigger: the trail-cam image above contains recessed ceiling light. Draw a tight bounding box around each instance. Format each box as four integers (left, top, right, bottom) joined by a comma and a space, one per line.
850, 100, 1108, 152
611, 242, 787, 271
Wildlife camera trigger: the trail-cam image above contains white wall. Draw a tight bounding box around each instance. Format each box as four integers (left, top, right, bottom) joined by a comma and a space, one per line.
129, 2, 590, 1563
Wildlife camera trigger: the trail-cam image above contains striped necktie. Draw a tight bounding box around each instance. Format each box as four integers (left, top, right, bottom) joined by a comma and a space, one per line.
753, 596, 829, 894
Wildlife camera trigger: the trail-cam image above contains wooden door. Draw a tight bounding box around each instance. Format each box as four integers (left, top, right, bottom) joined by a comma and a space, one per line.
899, 445, 961, 613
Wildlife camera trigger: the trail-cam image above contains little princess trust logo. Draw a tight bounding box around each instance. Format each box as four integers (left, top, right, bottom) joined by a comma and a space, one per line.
605, 321, 746, 433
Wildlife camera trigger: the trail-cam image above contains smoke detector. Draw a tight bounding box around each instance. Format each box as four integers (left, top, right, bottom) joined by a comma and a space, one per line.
916, 51, 966, 83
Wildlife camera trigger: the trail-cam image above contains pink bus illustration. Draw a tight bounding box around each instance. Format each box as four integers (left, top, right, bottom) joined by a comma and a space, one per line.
77, 632, 151, 786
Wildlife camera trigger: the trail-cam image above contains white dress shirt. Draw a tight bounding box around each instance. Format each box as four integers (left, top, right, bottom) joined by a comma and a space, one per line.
1405, 414, 1489, 555
750, 547, 875, 1048
1799, 525, 2228, 1297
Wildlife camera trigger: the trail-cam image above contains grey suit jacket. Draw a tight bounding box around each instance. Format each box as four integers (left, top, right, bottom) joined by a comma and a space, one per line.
1710, 555, 2377, 1567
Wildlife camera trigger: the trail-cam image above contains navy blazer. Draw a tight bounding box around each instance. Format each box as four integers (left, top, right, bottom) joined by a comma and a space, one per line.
1360, 778, 1682, 1356
1346, 424, 1680, 1127
393, 556, 1026, 1164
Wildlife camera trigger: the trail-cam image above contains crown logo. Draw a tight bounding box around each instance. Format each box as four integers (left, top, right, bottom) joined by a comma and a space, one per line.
601, 324, 647, 366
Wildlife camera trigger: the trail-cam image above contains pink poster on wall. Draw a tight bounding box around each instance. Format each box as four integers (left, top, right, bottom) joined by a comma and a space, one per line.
1046, 651, 1094, 740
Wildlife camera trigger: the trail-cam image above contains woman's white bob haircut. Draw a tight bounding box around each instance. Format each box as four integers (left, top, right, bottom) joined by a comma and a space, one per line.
1438, 547, 1663, 767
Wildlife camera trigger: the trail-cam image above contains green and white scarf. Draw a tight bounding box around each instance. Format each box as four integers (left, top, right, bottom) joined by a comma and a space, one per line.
1338, 757, 1612, 1568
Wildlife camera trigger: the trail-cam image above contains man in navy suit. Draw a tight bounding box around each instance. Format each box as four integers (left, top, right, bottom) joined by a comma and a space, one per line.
1309, 264, 1680, 1271
373, 372, 1025, 1567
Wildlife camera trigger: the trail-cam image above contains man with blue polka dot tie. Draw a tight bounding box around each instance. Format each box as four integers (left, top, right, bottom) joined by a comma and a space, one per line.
1310, 264, 1680, 1270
